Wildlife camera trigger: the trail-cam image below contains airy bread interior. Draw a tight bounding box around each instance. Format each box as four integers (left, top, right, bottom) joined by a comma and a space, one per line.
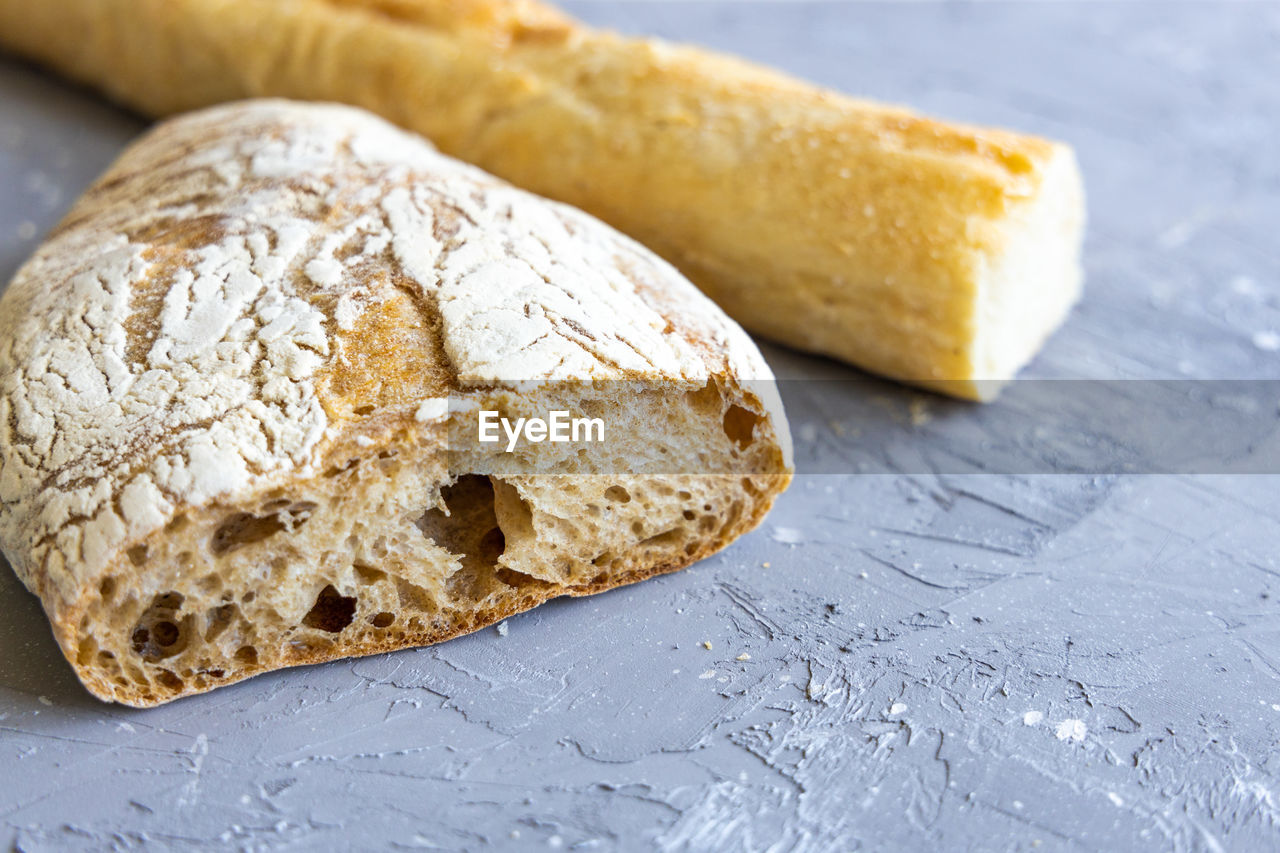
72, 379, 786, 706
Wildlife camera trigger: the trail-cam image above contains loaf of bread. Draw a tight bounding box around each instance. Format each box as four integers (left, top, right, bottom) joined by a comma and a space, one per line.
0, 100, 792, 706
0, 0, 1085, 399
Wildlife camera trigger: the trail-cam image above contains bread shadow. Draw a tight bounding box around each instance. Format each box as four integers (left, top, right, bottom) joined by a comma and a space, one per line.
0, 556, 107, 709
0, 55, 147, 289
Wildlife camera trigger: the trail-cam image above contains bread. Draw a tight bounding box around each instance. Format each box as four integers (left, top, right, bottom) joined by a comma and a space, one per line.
0, 100, 792, 707
0, 0, 1085, 399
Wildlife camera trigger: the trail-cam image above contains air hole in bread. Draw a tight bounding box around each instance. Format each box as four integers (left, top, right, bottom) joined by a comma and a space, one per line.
495, 566, 536, 588
126, 545, 149, 566
77, 636, 98, 666
235, 645, 258, 665
685, 381, 723, 414
420, 476, 503, 556
325, 458, 360, 478
395, 577, 438, 613
355, 564, 387, 584
157, 670, 183, 691
153, 621, 181, 647
99, 575, 117, 599
641, 528, 684, 548
301, 584, 358, 633
131, 592, 191, 661
210, 501, 317, 555
604, 485, 631, 503
491, 479, 534, 551
723, 405, 761, 450
417, 475, 545, 599
205, 603, 239, 642
371, 612, 395, 628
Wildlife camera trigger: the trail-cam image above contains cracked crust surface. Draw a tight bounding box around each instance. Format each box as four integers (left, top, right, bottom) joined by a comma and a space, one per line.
0, 100, 791, 705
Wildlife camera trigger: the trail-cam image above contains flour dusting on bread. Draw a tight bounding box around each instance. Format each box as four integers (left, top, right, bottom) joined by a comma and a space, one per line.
0, 101, 791, 705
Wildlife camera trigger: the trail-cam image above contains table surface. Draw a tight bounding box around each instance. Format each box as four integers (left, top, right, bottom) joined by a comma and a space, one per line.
2, 2, 1279, 851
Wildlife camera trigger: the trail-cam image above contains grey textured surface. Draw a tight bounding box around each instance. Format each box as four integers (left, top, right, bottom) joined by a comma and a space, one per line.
2, 2, 1279, 851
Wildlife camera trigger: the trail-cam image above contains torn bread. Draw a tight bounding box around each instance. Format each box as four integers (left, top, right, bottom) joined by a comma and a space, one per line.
0, 100, 792, 707
0, 0, 1085, 399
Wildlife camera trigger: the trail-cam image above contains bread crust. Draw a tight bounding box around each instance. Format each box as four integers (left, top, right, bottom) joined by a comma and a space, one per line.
0, 0, 1084, 398
0, 101, 792, 705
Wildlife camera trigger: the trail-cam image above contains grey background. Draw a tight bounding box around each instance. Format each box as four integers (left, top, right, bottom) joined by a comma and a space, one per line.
2, 1, 1279, 850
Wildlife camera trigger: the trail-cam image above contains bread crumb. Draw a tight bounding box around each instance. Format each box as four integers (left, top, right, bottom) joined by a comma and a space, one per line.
496, 621, 509, 636
908, 397, 932, 426
699, 669, 716, 679
37, 695, 52, 706
702, 640, 712, 650
888, 702, 907, 716
761, 562, 771, 569
1023, 710, 1043, 726
736, 653, 751, 661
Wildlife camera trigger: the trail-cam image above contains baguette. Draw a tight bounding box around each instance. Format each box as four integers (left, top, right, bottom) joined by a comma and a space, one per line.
0, 0, 1085, 399
0, 100, 792, 706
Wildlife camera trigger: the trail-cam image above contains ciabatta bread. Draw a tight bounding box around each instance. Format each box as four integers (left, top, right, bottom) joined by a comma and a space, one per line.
0, 100, 792, 707
0, 0, 1085, 399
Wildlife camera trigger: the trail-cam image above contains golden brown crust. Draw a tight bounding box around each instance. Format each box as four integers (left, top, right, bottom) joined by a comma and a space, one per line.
0, 101, 792, 706
0, 0, 1084, 398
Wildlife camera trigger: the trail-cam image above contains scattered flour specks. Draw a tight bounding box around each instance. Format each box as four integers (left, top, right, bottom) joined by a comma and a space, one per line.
771, 526, 804, 545
1055, 718, 1088, 742
1023, 710, 1043, 726
1252, 331, 1280, 352
889, 702, 907, 716
1231, 275, 1258, 296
